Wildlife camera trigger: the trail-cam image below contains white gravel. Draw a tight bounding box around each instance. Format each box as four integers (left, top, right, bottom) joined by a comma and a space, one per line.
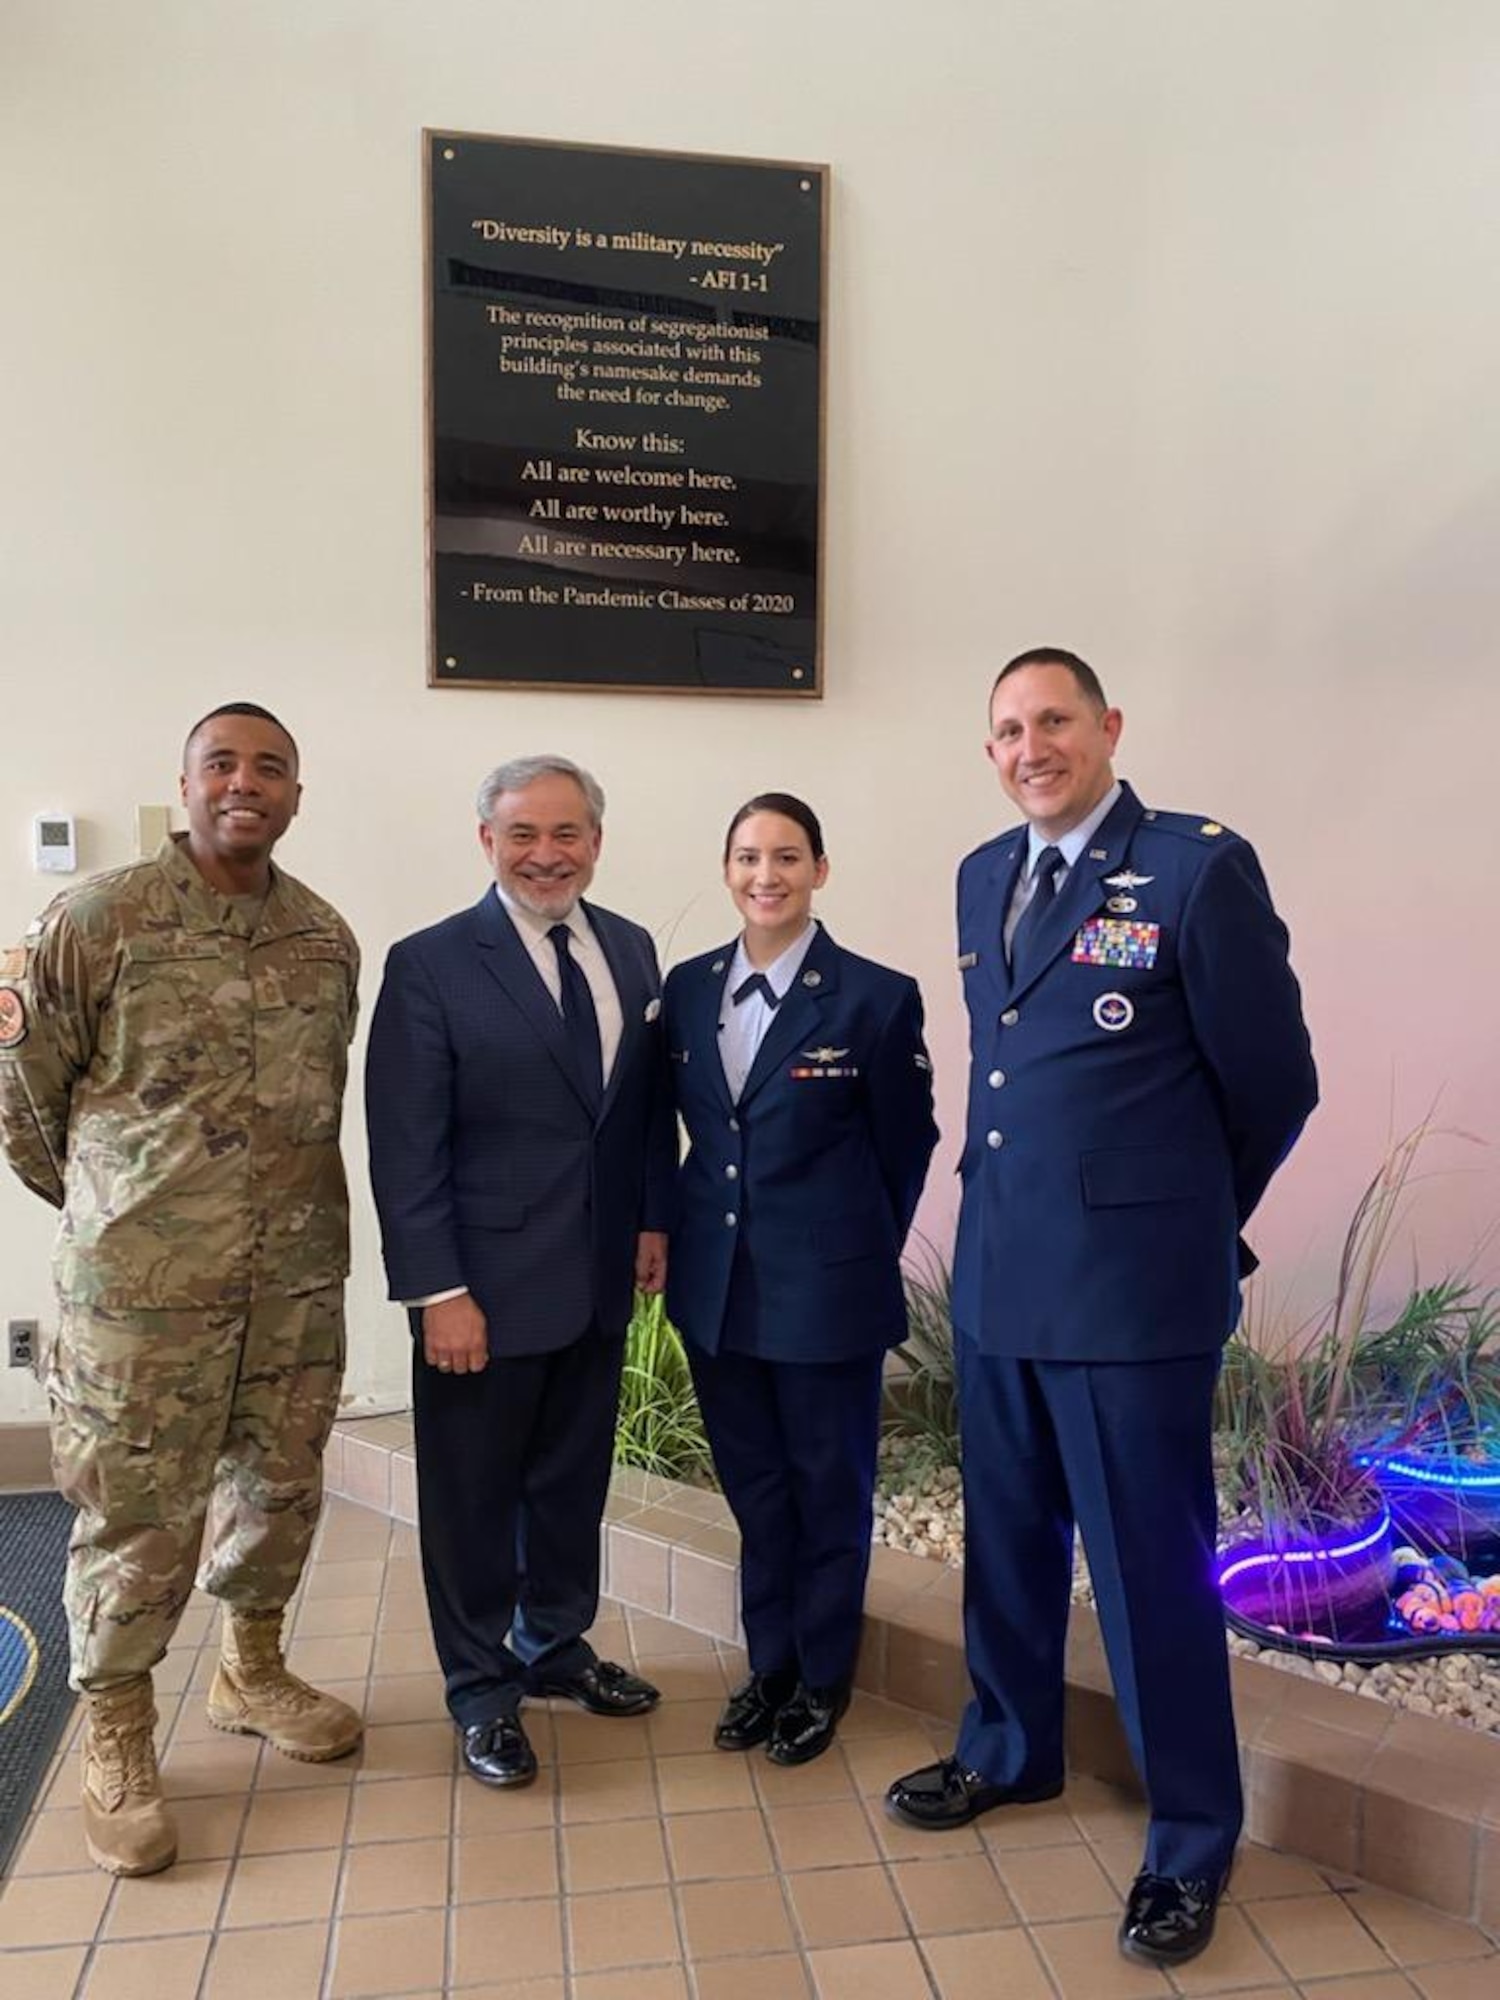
873, 1443, 1500, 1736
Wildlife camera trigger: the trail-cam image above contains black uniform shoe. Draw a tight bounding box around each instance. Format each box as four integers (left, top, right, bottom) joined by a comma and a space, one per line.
529, 1659, 660, 1717
884, 1756, 1064, 1830
714, 1670, 798, 1751
460, 1715, 537, 1788
1117, 1872, 1224, 1967
766, 1683, 850, 1766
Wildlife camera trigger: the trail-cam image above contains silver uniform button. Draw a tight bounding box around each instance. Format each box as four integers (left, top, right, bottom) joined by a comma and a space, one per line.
728, 1116, 740, 1131
725, 1164, 738, 1180
725, 1211, 738, 1226
988, 1069, 1006, 1088
1000, 1008, 1019, 1027
987, 1130, 1004, 1149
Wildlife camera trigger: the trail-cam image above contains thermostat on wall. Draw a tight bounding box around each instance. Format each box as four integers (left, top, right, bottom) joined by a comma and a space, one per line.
33, 813, 77, 873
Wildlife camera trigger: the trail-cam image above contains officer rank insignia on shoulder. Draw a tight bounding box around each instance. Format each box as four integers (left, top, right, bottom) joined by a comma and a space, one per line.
1072, 918, 1160, 970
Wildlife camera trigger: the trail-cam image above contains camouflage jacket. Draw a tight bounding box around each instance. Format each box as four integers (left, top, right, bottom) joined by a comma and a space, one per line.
0, 835, 358, 1307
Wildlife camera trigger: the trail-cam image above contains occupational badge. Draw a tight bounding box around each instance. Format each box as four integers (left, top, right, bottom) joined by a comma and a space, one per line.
1103, 870, 1154, 891
1072, 918, 1160, 969
1105, 896, 1138, 915
1092, 992, 1135, 1033
790, 1045, 858, 1079
0, 989, 27, 1049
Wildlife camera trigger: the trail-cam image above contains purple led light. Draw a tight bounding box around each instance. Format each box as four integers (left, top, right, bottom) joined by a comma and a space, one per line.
1216, 1508, 1392, 1592
1371, 1454, 1500, 1493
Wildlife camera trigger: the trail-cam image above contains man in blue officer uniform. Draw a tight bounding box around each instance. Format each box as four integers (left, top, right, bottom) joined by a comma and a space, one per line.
885, 648, 1317, 1969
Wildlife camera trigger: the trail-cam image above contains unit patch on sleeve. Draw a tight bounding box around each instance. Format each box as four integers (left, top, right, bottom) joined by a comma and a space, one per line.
1072, 918, 1161, 970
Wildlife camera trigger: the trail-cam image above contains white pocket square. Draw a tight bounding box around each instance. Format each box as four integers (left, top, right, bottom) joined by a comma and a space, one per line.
644, 997, 662, 1022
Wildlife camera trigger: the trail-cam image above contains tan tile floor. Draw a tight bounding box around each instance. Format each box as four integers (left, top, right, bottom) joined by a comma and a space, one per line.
3, 1498, 1497, 1999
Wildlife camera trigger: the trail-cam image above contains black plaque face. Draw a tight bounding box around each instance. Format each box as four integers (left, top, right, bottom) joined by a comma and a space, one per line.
426, 133, 826, 696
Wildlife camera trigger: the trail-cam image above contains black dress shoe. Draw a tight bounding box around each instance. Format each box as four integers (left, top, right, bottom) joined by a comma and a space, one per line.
460, 1714, 537, 1788
884, 1756, 1064, 1830
529, 1658, 660, 1717
1118, 1871, 1224, 1967
766, 1682, 850, 1766
714, 1670, 798, 1751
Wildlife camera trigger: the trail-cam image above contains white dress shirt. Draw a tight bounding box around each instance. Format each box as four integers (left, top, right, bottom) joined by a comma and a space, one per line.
717, 923, 818, 1103
1003, 781, 1122, 953
493, 885, 625, 1084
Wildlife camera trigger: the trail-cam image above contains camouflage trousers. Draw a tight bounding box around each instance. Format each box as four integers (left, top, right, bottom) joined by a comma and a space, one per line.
45, 1286, 346, 1692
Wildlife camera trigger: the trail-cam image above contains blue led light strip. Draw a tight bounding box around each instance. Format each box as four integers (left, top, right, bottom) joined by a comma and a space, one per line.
1216, 1508, 1392, 1592
1369, 1454, 1500, 1492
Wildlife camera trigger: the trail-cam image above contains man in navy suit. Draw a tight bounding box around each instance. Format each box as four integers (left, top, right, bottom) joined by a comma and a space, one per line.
366, 755, 676, 1787
886, 650, 1317, 1968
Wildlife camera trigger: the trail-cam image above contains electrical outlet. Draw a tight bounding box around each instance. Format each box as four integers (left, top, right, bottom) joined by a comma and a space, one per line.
7, 1319, 38, 1368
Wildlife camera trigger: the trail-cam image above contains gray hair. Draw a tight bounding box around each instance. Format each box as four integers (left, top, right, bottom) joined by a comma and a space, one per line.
475, 755, 606, 828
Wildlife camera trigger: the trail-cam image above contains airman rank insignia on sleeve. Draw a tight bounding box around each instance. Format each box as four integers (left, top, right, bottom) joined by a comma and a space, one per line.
1073, 918, 1160, 969
0, 988, 27, 1048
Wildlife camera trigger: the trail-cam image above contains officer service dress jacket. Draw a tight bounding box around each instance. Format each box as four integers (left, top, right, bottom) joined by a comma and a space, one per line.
365, 891, 676, 1355
952, 781, 1317, 1363
663, 924, 938, 1361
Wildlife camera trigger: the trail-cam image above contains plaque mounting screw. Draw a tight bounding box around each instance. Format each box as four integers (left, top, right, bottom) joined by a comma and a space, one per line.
443, 148, 456, 161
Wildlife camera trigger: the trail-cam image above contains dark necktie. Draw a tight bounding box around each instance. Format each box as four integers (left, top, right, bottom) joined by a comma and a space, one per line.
548, 923, 603, 1104
731, 971, 782, 1010
1008, 845, 1065, 982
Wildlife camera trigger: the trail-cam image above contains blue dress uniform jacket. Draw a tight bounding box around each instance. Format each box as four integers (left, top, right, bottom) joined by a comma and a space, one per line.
663, 923, 937, 1692
952, 781, 1318, 1363
366, 890, 676, 1354
947, 781, 1317, 1883
664, 924, 938, 1362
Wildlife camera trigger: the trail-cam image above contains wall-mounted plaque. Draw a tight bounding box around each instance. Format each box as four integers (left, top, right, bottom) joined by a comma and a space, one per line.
425, 132, 826, 696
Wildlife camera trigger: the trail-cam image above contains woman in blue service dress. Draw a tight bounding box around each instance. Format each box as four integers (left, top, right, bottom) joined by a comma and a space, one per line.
663, 794, 938, 1764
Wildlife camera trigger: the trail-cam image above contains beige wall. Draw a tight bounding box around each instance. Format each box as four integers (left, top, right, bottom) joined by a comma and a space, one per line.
3, 2, 1498, 1421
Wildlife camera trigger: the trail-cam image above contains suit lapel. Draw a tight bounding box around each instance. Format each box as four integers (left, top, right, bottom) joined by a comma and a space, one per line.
591, 903, 641, 1124
1005, 784, 1147, 1003
737, 925, 840, 1108
694, 946, 738, 1115
982, 835, 1028, 1007
473, 891, 594, 1115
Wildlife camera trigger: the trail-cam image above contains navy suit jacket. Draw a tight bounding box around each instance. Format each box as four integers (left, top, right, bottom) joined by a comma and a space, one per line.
365, 891, 676, 1355
952, 782, 1317, 1363
663, 925, 939, 1361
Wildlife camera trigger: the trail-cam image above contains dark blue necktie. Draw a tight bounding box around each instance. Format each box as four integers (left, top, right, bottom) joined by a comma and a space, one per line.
732, 971, 782, 1010
549, 923, 603, 1104
1008, 845, 1065, 982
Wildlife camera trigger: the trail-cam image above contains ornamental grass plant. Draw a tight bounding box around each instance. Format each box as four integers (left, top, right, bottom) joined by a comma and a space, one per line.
884, 1232, 962, 1475
612, 1289, 715, 1483
1216, 1122, 1495, 1544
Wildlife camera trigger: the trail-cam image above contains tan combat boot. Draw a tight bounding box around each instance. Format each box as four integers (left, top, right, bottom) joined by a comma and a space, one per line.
79, 1677, 177, 1877
207, 1607, 363, 1761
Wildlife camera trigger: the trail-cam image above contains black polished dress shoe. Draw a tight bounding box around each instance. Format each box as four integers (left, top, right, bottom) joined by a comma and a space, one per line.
714, 1670, 798, 1751
460, 1714, 537, 1788
766, 1683, 850, 1766
1118, 1871, 1224, 1967
529, 1658, 660, 1717
884, 1756, 1064, 1830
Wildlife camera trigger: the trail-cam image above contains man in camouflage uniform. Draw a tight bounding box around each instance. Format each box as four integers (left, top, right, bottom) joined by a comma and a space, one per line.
0, 703, 363, 1877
